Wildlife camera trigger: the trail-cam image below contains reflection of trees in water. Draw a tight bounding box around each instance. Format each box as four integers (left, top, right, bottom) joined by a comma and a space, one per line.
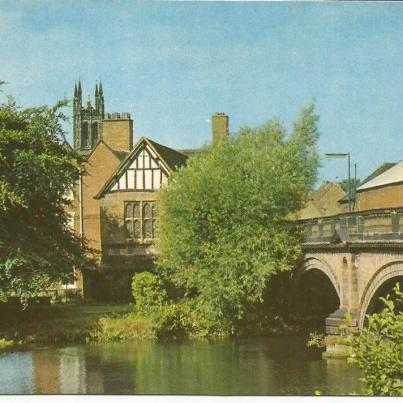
14, 338, 362, 395
84, 344, 137, 394
325, 359, 363, 395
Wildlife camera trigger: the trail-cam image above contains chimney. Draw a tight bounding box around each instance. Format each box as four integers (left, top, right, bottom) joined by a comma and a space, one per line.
211, 113, 229, 145
102, 112, 133, 152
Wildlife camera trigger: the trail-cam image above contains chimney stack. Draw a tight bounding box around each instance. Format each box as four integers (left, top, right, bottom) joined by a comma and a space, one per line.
211, 113, 229, 145
102, 113, 133, 152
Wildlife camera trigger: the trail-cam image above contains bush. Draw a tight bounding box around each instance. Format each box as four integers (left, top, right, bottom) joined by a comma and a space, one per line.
347, 284, 403, 396
89, 314, 156, 343
0, 338, 16, 352
131, 272, 167, 316
154, 302, 193, 339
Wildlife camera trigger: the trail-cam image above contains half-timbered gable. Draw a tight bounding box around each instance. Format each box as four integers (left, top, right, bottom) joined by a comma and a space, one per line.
96, 137, 188, 198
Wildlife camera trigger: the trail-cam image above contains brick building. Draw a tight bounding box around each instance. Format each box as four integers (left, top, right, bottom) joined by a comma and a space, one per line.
68, 82, 229, 300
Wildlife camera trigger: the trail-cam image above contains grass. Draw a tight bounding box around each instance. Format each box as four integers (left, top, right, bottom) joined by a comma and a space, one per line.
0, 302, 133, 348
90, 314, 156, 342
0, 338, 19, 352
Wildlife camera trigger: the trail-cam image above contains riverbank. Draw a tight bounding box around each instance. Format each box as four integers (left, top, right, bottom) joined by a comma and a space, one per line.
0, 302, 322, 352
0, 303, 133, 350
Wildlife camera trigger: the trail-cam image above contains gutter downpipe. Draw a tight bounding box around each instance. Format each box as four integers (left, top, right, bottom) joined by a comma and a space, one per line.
79, 171, 84, 240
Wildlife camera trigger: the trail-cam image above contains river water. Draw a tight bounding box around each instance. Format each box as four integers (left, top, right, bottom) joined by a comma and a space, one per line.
0, 336, 363, 395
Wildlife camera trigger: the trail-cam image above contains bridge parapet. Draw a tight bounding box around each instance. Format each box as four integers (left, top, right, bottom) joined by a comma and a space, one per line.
302, 208, 403, 244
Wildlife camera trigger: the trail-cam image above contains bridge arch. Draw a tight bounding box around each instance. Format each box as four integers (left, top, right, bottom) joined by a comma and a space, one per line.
358, 261, 403, 328
295, 257, 341, 300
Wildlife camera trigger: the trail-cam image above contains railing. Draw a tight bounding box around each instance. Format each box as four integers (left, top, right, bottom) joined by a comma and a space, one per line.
302, 208, 403, 244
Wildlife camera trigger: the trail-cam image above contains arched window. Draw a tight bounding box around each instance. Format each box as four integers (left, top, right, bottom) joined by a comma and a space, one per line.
81, 122, 89, 148
92, 123, 98, 147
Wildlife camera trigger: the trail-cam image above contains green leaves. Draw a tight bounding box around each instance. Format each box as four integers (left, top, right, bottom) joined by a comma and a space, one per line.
0, 96, 91, 304
347, 284, 403, 396
157, 103, 320, 336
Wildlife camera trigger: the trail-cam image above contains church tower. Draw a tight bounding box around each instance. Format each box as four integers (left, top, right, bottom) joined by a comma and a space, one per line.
73, 81, 105, 154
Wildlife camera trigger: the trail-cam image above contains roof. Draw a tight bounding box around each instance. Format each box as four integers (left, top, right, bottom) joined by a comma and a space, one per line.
357, 161, 402, 191
176, 148, 200, 157
146, 138, 188, 170
299, 182, 346, 220
94, 137, 189, 199
111, 149, 129, 161
359, 162, 396, 188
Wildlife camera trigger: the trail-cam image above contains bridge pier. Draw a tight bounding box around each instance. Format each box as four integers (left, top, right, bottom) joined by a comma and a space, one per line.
323, 308, 357, 359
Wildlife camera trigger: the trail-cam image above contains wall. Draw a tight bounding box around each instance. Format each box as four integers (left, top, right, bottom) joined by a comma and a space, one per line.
102, 119, 133, 152
357, 182, 403, 211
81, 142, 122, 250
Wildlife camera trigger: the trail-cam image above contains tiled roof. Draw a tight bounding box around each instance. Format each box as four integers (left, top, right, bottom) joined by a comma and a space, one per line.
146, 138, 188, 171
298, 182, 346, 219
111, 149, 129, 161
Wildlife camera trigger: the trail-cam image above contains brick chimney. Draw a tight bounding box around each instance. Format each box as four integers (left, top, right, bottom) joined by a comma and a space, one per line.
211, 113, 229, 145
102, 112, 133, 152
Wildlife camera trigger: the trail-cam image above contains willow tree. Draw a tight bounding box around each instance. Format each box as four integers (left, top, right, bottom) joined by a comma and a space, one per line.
157, 104, 320, 336
0, 91, 92, 304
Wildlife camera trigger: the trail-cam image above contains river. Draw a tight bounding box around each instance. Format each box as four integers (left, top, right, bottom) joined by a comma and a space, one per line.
0, 336, 363, 395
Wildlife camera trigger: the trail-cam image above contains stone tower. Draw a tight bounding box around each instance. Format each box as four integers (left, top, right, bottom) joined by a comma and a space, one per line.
73, 81, 105, 154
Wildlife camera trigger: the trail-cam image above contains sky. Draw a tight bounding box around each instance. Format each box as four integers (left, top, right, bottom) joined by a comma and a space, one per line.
1, 1, 403, 184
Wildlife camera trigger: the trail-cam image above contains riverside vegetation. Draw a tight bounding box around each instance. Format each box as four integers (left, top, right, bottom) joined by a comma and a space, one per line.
307, 284, 403, 397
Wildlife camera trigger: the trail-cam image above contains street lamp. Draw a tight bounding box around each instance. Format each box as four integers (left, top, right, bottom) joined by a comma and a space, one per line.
325, 152, 352, 213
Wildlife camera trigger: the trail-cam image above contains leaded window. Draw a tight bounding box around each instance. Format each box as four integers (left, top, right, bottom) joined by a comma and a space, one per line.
124, 201, 158, 241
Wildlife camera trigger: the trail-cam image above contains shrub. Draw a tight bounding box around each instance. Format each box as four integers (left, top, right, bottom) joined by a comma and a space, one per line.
347, 284, 403, 396
89, 314, 156, 343
131, 272, 167, 316
0, 338, 16, 351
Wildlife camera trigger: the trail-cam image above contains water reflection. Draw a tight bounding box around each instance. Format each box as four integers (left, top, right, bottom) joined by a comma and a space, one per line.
0, 337, 363, 395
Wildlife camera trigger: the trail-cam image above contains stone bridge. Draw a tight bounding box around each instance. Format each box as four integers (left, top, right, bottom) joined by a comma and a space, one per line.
298, 208, 403, 335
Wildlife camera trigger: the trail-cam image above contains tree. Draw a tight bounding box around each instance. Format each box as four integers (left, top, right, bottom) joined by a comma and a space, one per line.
0, 90, 92, 304
339, 178, 361, 194
157, 104, 320, 336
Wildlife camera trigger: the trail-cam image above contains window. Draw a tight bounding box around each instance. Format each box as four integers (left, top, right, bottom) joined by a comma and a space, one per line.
91, 123, 98, 147
124, 201, 158, 241
81, 122, 89, 148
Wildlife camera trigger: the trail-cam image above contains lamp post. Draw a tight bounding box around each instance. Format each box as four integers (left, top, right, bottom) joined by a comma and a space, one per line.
325, 152, 352, 213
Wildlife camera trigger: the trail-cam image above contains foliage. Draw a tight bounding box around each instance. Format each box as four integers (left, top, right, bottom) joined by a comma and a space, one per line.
0, 88, 93, 304
157, 103, 320, 336
346, 284, 403, 396
339, 178, 361, 194
90, 314, 155, 343
0, 302, 131, 347
306, 331, 325, 348
0, 338, 18, 352
131, 272, 168, 316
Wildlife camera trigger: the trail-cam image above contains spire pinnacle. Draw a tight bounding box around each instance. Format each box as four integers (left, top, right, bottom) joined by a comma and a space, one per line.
78, 80, 82, 96
86, 95, 92, 108
74, 83, 77, 97
95, 83, 99, 96
99, 82, 103, 95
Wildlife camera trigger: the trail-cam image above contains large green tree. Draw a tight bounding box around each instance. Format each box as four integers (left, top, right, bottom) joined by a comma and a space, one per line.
157, 104, 320, 335
0, 90, 91, 304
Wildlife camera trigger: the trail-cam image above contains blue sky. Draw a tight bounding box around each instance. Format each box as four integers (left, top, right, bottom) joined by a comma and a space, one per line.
1, 1, 403, 184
